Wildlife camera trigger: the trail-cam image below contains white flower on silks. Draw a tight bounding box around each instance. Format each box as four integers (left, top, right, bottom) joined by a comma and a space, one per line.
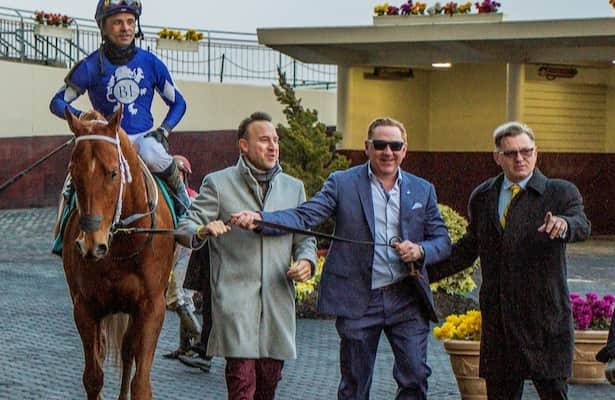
105, 66, 148, 115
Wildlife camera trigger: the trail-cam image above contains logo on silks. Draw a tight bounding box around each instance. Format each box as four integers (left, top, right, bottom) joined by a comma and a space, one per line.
106, 66, 147, 115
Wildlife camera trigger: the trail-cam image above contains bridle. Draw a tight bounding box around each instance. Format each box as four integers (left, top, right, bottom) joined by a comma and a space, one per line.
73, 132, 160, 260
74, 133, 133, 231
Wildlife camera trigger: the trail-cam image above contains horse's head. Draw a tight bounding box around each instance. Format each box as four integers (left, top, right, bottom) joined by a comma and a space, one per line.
65, 107, 129, 261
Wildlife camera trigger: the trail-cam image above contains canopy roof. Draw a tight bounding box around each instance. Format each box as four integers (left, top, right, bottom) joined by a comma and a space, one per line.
257, 17, 615, 67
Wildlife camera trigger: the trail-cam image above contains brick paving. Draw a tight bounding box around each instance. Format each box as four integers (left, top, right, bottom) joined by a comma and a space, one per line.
0, 208, 613, 399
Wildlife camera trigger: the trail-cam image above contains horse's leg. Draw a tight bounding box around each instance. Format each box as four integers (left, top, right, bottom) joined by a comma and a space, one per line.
74, 302, 105, 400
130, 296, 166, 400
118, 316, 135, 400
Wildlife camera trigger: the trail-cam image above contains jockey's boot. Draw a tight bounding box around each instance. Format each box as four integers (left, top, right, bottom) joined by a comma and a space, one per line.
157, 161, 190, 216
163, 319, 193, 359
176, 302, 202, 341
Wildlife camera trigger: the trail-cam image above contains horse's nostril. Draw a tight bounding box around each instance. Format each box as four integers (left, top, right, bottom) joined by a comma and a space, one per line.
95, 243, 109, 257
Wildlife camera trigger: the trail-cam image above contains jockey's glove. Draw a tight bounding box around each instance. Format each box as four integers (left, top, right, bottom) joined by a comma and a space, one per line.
144, 127, 169, 151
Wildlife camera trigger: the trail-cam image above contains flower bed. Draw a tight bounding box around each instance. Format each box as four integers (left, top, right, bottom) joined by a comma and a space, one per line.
569, 292, 614, 384
571, 292, 615, 330
373, 0, 501, 16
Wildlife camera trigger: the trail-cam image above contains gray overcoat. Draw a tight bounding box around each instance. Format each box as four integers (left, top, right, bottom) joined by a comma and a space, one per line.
178, 157, 316, 359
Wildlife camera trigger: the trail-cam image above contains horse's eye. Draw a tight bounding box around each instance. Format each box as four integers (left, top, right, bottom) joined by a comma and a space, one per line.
110, 169, 118, 179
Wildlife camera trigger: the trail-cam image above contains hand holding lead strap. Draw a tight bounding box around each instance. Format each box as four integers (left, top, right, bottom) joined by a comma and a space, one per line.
196, 220, 231, 240
389, 236, 424, 279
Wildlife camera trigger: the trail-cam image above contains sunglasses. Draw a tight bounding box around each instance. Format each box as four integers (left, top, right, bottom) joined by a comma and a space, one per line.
367, 139, 405, 151
497, 148, 534, 159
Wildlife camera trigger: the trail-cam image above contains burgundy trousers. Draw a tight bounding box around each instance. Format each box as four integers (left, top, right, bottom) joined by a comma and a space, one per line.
225, 358, 284, 400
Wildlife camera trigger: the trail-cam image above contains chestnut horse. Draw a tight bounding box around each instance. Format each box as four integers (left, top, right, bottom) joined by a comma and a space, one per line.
62, 107, 175, 400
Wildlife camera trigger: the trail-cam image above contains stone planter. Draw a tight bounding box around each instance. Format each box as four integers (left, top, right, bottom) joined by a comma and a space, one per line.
443, 340, 486, 399
156, 38, 199, 52
569, 330, 609, 384
33, 24, 74, 39
373, 13, 503, 26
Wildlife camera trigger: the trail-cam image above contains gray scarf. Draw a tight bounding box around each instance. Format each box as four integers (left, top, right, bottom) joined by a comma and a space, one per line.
241, 155, 281, 200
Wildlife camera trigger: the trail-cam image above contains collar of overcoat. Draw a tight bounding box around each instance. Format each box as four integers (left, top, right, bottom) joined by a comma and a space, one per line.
236, 156, 282, 209
479, 168, 547, 234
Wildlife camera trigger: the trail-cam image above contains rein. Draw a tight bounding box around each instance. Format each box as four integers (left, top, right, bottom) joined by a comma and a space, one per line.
254, 219, 399, 248
0, 138, 74, 193
253, 220, 422, 278
113, 219, 421, 277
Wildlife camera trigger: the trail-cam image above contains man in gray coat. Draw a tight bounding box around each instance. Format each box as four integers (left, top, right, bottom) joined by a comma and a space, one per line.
429, 122, 591, 400
177, 112, 316, 400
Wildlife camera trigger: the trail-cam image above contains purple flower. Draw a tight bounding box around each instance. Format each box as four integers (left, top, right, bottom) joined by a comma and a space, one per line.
570, 292, 615, 330
400, 1, 413, 15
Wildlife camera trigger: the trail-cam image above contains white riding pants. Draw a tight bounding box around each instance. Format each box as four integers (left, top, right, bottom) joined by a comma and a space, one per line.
129, 132, 173, 173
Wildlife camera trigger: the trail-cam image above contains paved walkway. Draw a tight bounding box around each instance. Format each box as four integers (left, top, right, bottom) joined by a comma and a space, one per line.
0, 208, 613, 399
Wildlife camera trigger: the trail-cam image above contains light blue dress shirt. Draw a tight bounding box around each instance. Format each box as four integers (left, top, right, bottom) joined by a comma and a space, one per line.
368, 164, 407, 289
498, 173, 532, 220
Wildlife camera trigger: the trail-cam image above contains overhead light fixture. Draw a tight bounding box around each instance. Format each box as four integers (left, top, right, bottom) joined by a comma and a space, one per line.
538, 65, 578, 80
432, 62, 452, 68
364, 67, 414, 81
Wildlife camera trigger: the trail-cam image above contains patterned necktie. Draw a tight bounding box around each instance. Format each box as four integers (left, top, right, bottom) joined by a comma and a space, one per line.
500, 184, 521, 228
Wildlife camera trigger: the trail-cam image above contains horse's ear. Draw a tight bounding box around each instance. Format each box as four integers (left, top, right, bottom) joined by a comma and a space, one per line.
64, 107, 82, 136
108, 107, 123, 133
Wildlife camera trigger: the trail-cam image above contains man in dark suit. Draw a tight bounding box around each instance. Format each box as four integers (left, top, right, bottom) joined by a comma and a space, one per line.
429, 121, 591, 400
232, 117, 451, 400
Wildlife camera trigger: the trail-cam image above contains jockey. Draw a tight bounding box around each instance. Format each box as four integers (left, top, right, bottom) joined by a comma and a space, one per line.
164, 154, 205, 365
49, 0, 189, 214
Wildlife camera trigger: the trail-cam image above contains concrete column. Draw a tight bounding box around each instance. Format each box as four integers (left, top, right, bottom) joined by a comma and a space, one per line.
506, 63, 525, 122
606, 68, 615, 153
336, 65, 350, 149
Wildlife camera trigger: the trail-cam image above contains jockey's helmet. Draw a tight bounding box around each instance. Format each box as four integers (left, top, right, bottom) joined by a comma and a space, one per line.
173, 155, 192, 175
95, 0, 142, 29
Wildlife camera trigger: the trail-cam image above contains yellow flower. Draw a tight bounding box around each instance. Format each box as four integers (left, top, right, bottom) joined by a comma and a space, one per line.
374, 3, 389, 16
458, 1, 472, 13
445, 314, 460, 325
295, 256, 325, 302
185, 29, 204, 42
433, 309, 481, 341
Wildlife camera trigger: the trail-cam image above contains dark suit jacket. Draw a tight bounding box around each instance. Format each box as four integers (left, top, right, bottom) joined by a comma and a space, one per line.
261, 163, 451, 322
428, 169, 590, 380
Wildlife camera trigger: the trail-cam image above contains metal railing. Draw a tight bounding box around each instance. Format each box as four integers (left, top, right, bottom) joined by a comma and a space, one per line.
0, 6, 336, 89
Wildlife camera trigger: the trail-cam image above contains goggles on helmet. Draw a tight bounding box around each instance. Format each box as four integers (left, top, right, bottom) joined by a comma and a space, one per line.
95, 0, 142, 27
